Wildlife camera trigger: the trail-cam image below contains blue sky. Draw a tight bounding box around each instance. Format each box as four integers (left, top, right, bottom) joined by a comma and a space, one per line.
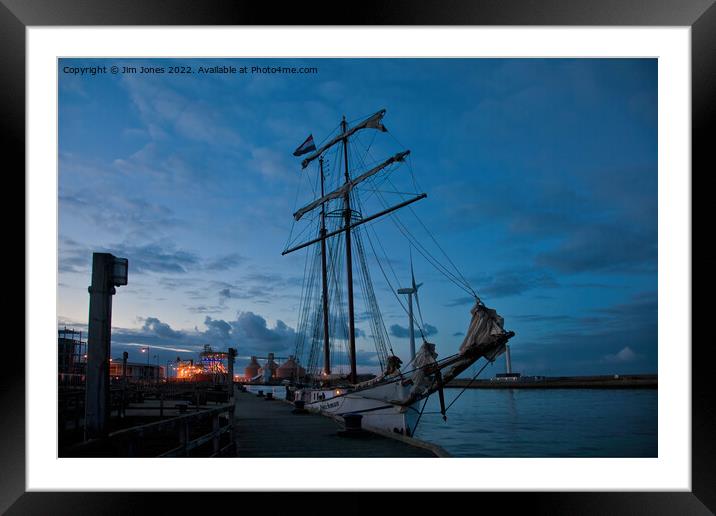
58, 58, 657, 376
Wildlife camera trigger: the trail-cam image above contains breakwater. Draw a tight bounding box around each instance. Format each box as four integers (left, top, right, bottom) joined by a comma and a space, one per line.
447, 374, 657, 389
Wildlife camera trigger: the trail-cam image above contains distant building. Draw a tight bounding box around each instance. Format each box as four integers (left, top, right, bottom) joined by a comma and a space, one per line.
244, 356, 261, 380
109, 361, 164, 382
276, 355, 306, 380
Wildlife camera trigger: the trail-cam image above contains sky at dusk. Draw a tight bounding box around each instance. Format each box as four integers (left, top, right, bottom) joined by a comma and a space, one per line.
58, 58, 657, 376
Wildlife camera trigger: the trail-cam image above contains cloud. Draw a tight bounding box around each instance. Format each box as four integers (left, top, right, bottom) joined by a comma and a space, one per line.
535, 224, 657, 274
206, 253, 246, 271
59, 238, 200, 275
120, 73, 244, 149
480, 270, 559, 299
603, 346, 638, 363
445, 297, 475, 308
390, 323, 437, 339
141, 317, 185, 340
59, 239, 247, 278
59, 191, 181, 241
444, 268, 558, 303
103, 310, 298, 364
229, 312, 296, 353
219, 288, 232, 304
123, 342, 194, 353
187, 305, 224, 314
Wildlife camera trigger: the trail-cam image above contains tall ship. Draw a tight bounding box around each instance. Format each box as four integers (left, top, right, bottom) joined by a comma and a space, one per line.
282, 109, 515, 436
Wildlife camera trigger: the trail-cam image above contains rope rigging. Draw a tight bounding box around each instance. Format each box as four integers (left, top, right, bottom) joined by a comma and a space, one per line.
286, 109, 484, 383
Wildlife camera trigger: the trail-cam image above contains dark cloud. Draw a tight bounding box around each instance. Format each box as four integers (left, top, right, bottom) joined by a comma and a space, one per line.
390, 323, 437, 339
535, 224, 657, 274
328, 324, 366, 340
187, 305, 224, 314
203, 316, 233, 342
59, 192, 182, 240
444, 297, 475, 308
480, 270, 559, 299
141, 317, 184, 340
444, 269, 558, 303
59, 238, 200, 275
158, 277, 203, 290
229, 312, 295, 353
59, 239, 248, 277
219, 288, 232, 305
104, 310, 298, 365
206, 253, 246, 271
112, 242, 200, 274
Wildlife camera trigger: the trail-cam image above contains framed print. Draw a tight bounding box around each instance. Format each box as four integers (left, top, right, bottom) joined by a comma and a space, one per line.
5, 0, 713, 513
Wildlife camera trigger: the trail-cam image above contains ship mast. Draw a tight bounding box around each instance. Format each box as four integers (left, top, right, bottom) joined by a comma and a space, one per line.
283, 109, 427, 383
341, 116, 358, 384
319, 157, 331, 376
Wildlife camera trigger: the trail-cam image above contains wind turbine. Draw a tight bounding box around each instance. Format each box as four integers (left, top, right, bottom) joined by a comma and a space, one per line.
397, 253, 423, 362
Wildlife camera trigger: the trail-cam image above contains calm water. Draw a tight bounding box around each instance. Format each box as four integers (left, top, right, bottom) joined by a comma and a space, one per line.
413, 388, 657, 457
245, 385, 657, 457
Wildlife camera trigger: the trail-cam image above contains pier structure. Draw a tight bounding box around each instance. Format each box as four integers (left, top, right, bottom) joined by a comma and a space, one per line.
233, 388, 443, 457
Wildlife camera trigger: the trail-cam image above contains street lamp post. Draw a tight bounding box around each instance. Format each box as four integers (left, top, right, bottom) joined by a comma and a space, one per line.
84, 252, 128, 440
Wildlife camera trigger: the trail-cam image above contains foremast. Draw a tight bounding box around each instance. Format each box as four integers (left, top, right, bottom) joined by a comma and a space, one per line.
319, 157, 331, 377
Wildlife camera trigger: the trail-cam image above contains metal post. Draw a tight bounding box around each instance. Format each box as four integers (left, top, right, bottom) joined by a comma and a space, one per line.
179, 420, 189, 457
121, 351, 128, 418
227, 348, 236, 399
407, 292, 416, 361
505, 344, 512, 374
84, 253, 115, 439
212, 413, 220, 455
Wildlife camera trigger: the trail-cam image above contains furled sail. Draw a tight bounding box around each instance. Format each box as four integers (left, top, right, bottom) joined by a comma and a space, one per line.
301, 109, 388, 169
293, 150, 410, 221
458, 300, 512, 358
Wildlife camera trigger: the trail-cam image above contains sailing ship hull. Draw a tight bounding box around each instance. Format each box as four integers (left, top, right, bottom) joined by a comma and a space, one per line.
296, 386, 419, 435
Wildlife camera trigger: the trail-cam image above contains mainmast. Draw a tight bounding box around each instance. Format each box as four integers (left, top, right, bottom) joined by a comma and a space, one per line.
319, 158, 331, 376
341, 116, 358, 384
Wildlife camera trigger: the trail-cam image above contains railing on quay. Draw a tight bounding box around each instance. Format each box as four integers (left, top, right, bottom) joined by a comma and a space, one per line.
62, 403, 235, 457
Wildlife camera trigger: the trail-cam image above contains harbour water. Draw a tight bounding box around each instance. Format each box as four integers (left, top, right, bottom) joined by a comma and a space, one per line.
245, 385, 657, 457
413, 388, 657, 457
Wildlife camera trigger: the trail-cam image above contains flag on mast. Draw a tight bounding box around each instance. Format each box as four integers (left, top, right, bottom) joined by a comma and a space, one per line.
293, 134, 317, 156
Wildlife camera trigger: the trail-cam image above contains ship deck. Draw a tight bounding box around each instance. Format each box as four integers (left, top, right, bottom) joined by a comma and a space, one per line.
233, 389, 438, 457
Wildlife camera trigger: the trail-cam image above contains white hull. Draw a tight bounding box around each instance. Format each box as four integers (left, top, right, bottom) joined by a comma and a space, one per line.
296, 384, 420, 436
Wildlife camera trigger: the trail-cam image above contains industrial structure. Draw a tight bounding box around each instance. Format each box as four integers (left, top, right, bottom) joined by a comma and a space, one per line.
241, 353, 305, 383
58, 327, 87, 387
109, 360, 164, 383
168, 345, 237, 385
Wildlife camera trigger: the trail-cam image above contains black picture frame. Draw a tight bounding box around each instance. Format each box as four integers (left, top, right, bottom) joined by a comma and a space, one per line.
5, 0, 712, 513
